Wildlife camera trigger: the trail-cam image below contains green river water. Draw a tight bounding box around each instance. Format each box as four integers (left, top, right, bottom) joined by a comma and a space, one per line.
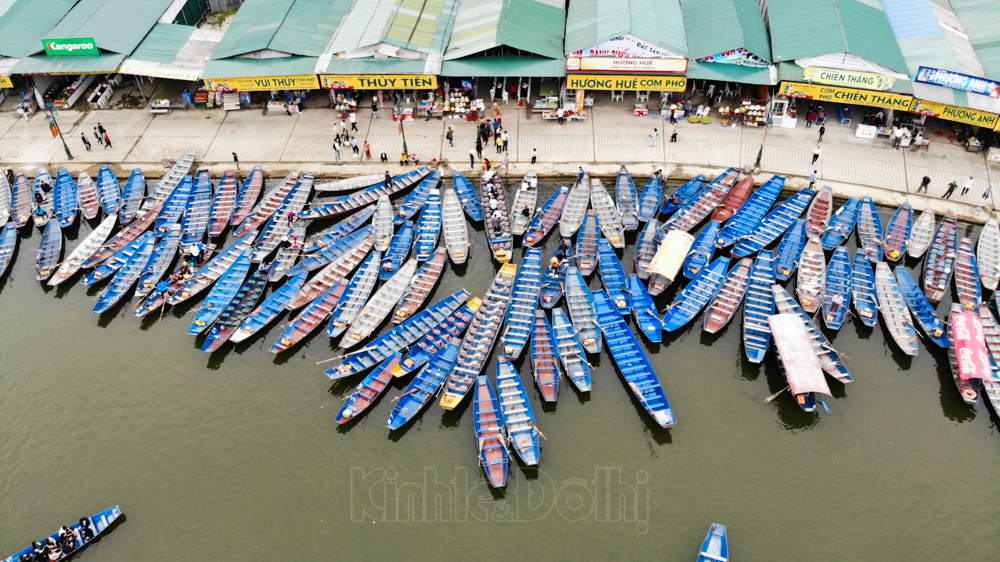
0, 177, 998, 561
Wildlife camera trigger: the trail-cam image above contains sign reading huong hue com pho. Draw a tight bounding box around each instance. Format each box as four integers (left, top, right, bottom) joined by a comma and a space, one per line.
43, 38, 99, 56
567, 75, 687, 92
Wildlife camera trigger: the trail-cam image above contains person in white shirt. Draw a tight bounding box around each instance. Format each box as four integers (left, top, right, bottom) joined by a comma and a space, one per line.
962, 176, 975, 195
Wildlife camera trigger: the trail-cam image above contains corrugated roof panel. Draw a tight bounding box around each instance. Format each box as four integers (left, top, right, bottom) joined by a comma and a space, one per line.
128, 23, 196, 63
444, 0, 502, 59
440, 55, 565, 75
10, 53, 125, 74
0, 0, 78, 58
496, 0, 565, 59
564, 0, 685, 57
0, 0, 20, 19
838, 0, 908, 73
949, 0, 1000, 80
212, 0, 297, 59
683, 0, 771, 62
43, 0, 176, 56
202, 55, 319, 78
269, 0, 352, 56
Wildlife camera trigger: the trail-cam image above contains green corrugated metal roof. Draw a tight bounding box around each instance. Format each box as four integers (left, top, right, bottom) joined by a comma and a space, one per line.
949, 0, 1000, 80
445, 0, 565, 60
682, 0, 771, 62
10, 53, 125, 74
441, 55, 566, 76
768, 0, 908, 74
270, 0, 353, 57
325, 58, 428, 73
564, 0, 687, 57
0, 0, 77, 58
212, 0, 297, 59
202, 55, 319, 78
686, 60, 772, 84
42, 0, 176, 56
128, 23, 196, 63
0, 0, 21, 20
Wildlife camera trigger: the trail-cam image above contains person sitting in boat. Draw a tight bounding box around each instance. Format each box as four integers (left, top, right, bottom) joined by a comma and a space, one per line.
489, 197, 498, 211
44, 537, 62, 561
58, 527, 76, 554
19, 553, 32, 562
34, 206, 46, 219
521, 206, 531, 218
826, 293, 844, 320
31, 541, 45, 561
34, 192, 44, 205
667, 193, 680, 206
41, 182, 52, 194
555, 239, 570, 260
549, 256, 561, 269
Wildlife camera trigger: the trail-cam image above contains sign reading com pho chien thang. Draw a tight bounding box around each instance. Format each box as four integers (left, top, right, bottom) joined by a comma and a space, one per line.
567, 75, 687, 92
43, 38, 99, 56
779, 81, 912, 110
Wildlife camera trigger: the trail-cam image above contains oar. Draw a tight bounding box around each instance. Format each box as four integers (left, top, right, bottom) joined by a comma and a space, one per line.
764, 386, 789, 403
316, 345, 376, 364
391, 386, 421, 403
819, 396, 832, 413
527, 420, 547, 440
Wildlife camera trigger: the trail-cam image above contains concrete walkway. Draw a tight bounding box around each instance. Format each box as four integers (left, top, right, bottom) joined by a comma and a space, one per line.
5, 90, 1000, 223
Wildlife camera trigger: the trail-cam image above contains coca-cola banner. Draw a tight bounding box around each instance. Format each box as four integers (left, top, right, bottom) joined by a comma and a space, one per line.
950, 312, 992, 381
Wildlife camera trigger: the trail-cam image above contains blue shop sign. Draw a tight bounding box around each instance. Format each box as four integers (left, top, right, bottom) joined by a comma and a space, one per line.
915, 67, 1000, 98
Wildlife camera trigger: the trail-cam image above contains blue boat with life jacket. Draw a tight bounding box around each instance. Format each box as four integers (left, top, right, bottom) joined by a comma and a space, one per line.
155, 175, 192, 233
731, 188, 815, 258
658, 175, 704, 216
394, 170, 442, 224
230, 271, 308, 344
715, 174, 785, 248
201, 263, 271, 352
82, 231, 153, 286
135, 224, 181, 298
496, 357, 541, 465
289, 225, 373, 277
336, 353, 402, 424
387, 344, 460, 430
683, 220, 720, 279
398, 298, 479, 375
304, 206, 374, 253
93, 234, 156, 314
188, 249, 252, 335
3, 505, 122, 562
895, 267, 950, 348
53, 169, 78, 228
540, 240, 571, 309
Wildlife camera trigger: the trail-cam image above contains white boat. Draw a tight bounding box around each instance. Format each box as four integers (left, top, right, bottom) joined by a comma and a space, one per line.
510, 171, 538, 236
48, 215, 118, 286
341, 258, 418, 348
559, 176, 590, 237
908, 208, 936, 259
250, 174, 313, 263
977, 218, 1000, 291
796, 236, 825, 313
373, 194, 394, 252
441, 187, 469, 264
327, 252, 381, 338
590, 178, 625, 248
874, 262, 919, 356
269, 220, 307, 283
143, 147, 196, 209
314, 173, 383, 192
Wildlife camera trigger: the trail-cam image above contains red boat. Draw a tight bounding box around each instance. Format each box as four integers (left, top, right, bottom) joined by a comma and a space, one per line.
711, 176, 754, 223
703, 258, 752, 333
805, 186, 833, 237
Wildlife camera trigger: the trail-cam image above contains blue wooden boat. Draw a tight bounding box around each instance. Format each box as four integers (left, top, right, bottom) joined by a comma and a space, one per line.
12, 173, 32, 227
882, 203, 912, 262
180, 170, 212, 245
615, 165, 639, 230
874, 262, 919, 356
731, 188, 815, 258
540, 241, 571, 309
628, 274, 662, 342
32, 168, 53, 227
336, 353, 401, 424
289, 225, 373, 277
502, 247, 543, 359
299, 168, 430, 220
93, 234, 156, 314
473, 375, 509, 487
856, 196, 883, 262
663, 168, 738, 233
637, 171, 662, 222
703, 258, 752, 334
496, 357, 541, 464
851, 251, 879, 328
34, 219, 61, 280
327, 251, 381, 338
268, 219, 305, 282
97, 164, 121, 216
923, 216, 958, 303
155, 175, 192, 233
716, 174, 785, 248
743, 250, 775, 363
53, 169, 78, 228
328, 289, 470, 379
201, 264, 271, 352
135, 224, 181, 298
575, 209, 600, 276
683, 220, 720, 279
896, 267, 950, 347
231, 166, 263, 227
598, 238, 630, 314
954, 236, 982, 310
593, 290, 676, 427
531, 310, 561, 401
394, 170, 441, 224
524, 186, 568, 247
772, 285, 853, 382
440, 264, 517, 409
822, 246, 853, 330
238, 172, 298, 237
566, 266, 603, 354
120, 168, 145, 224
774, 219, 808, 281
821, 197, 860, 250
634, 218, 658, 280
4, 505, 122, 562
482, 171, 513, 261
658, 175, 704, 215
662, 256, 728, 332
271, 280, 347, 353
399, 298, 479, 375
413, 188, 441, 260
393, 249, 446, 323
387, 344, 460, 430
85, 204, 162, 268
230, 271, 307, 343
453, 171, 484, 221
697, 523, 728, 562
208, 170, 237, 238
83, 232, 153, 286
0, 220, 17, 278
189, 250, 252, 335
381, 220, 413, 280
551, 307, 591, 391
303, 206, 374, 253
250, 175, 313, 263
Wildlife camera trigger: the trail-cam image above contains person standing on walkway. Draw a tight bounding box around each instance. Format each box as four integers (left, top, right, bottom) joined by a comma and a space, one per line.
669, 108, 677, 125
94, 127, 103, 147
349, 112, 358, 131
492, 100, 499, 117
962, 176, 974, 196
340, 120, 348, 135
364, 141, 371, 161
943, 180, 957, 199
891, 127, 901, 149
97, 123, 106, 137
446, 127, 454, 147
470, 149, 476, 169
556, 107, 564, 125
232, 152, 240, 172
501, 131, 508, 152
372, 98, 379, 120
917, 176, 930, 193
808, 170, 817, 189
496, 134, 503, 154
817, 125, 826, 142
351, 137, 359, 159
80, 133, 91, 151
806, 110, 817, 128
531, 148, 537, 165
333, 139, 341, 161
503, 153, 510, 174
104, 131, 112, 149
811, 145, 821, 165
670, 126, 678, 143
648, 128, 658, 147
475, 137, 483, 160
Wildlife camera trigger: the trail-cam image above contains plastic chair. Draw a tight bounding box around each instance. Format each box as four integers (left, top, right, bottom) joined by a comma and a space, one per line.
705, 84, 716, 101
501, 91, 509, 104
636, 90, 650, 103
611, 90, 624, 102
489, 88, 495, 102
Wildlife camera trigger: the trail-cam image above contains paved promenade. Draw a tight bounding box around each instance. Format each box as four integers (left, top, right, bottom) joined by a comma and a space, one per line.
3, 91, 999, 222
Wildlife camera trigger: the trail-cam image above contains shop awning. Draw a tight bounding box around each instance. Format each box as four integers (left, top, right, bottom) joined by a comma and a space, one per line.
445, 0, 565, 60
682, 0, 771, 63
213, 0, 352, 60
119, 24, 224, 81
201, 56, 320, 80
686, 60, 773, 85
10, 54, 125, 75
441, 56, 566, 77
564, 0, 687, 58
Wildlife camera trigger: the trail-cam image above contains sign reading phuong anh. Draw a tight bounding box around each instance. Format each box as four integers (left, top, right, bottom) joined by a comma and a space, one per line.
778, 81, 912, 110
908, 99, 999, 128
803, 67, 895, 91
203, 75, 320, 92
43, 38, 99, 56
320, 75, 437, 90
567, 75, 687, 92
916, 67, 1000, 98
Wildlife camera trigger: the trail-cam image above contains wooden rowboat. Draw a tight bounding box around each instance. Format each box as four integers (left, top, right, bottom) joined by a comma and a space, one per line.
473, 375, 509, 488
300, 168, 428, 220
236, 172, 297, 234
615, 165, 639, 231
207, 170, 238, 237
954, 236, 982, 310
716, 174, 784, 248
291, 226, 373, 278
397, 298, 479, 376
804, 186, 833, 236
34, 220, 62, 281
394, 170, 441, 224
135, 224, 181, 298
882, 203, 912, 262
12, 173, 31, 227
249, 175, 312, 262
662, 256, 728, 332
772, 284, 853, 381
895, 267, 949, 348
559, 176, 590, 237
574, 209, 600, 276
482, 171, 513, 262
856, 196, 882, 262
566, 267, 602, 354
496, 358, 541, 464
711, 175, 753, 223
0, 171, 11, 221
698, 524, 728, 562
167, 231, 257, 306
83, 232, 151, 285
154, 174, 192, 233
4, 506, 122, 562
326, 251, 381, 338
201, 264, 271, 352
341, 258, 418, 348
768, 313, 830, 412
774, 219, 807, 282
923, 216, 958, 304
53, 169, 78, 228
908, 208, 936, 259
551, 307, 592, 391
524, 186, 567, 247
270, 280, 347, 353
93, 235, 156, 314
510, 171, 538, 235
629, 273, 662, 342
703, 257, 752, 334
83, 205, 162, 268
598, 238, 630, 313
874, 262, 919, 356
49, 215, 118, 286
180, 170, 213, 245
977, 218, 1000, 291
387, 344, 460, 430
851, 251, 878, 328
531, 310, 561, 401
591, 178, 625, 247
647, 228, 694, 296
119, 169, 145, 224
453, 171, 484, 221
77, 172, 99, 220
822, 246, 852, 330
683, 220, 719, 279
413, 190, 441, 260
796, 236, 826, 313
441, 187, 470, 264
502, 247, 542, 359
731, 188, 814, 258
821, 197, 859, 250
303, 206, 374, 253
634, 219, 658, 280
144, 147, 196, 209
380, 220, 413, 279
743, 250, 775, 363
230, 166, 263, 226
658, 175, 704, 216
393, 248, 446, 323
229, 272, 307, 343
336, 353, 401, 424
0, 221, 16, 278
314, 173, 384, 192
268, 220, 306, 282
637, 172, 662, 223
32, 169, 53, 227
663, 168, 738, 233
188, 250, 251, 334
540, 241, 571, 309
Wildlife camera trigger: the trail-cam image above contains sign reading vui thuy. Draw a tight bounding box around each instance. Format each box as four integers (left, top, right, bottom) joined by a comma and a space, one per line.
43, 38, 99, 56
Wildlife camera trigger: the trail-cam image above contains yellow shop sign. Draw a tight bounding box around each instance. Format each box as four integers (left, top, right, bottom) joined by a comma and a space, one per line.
778, 81, 912, 110
320, 74, 437, 89
0, 76, 11, 88
566, 74, 687, 91
802, 67, 895, 91
909, 99, 999, 129
203, 75, 320, 92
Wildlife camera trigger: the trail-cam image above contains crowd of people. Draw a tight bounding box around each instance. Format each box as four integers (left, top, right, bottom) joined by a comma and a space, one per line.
17, 517, 96, 562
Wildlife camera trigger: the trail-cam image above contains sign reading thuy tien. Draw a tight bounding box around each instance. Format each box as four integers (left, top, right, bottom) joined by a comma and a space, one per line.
43, 38, 99, 56
320, 75, 437, 89
567, 75, 687, 91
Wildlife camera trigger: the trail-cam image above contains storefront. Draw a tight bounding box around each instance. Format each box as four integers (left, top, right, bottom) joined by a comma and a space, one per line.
777, 81, 914, 136
319, 74, 445, 119
203, 75, 320, 112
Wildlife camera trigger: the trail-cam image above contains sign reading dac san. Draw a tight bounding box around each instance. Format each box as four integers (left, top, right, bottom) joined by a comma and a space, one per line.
43, 38, 99, 56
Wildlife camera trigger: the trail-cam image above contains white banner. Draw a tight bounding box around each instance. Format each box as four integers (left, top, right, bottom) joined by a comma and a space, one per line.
569, 34, 680, 59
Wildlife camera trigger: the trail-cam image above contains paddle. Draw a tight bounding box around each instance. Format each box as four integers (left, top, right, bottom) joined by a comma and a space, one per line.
527, 420, 547, 441
316, 345, 376, 364
764, 386, 789, 403
819, 396, 832, 413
